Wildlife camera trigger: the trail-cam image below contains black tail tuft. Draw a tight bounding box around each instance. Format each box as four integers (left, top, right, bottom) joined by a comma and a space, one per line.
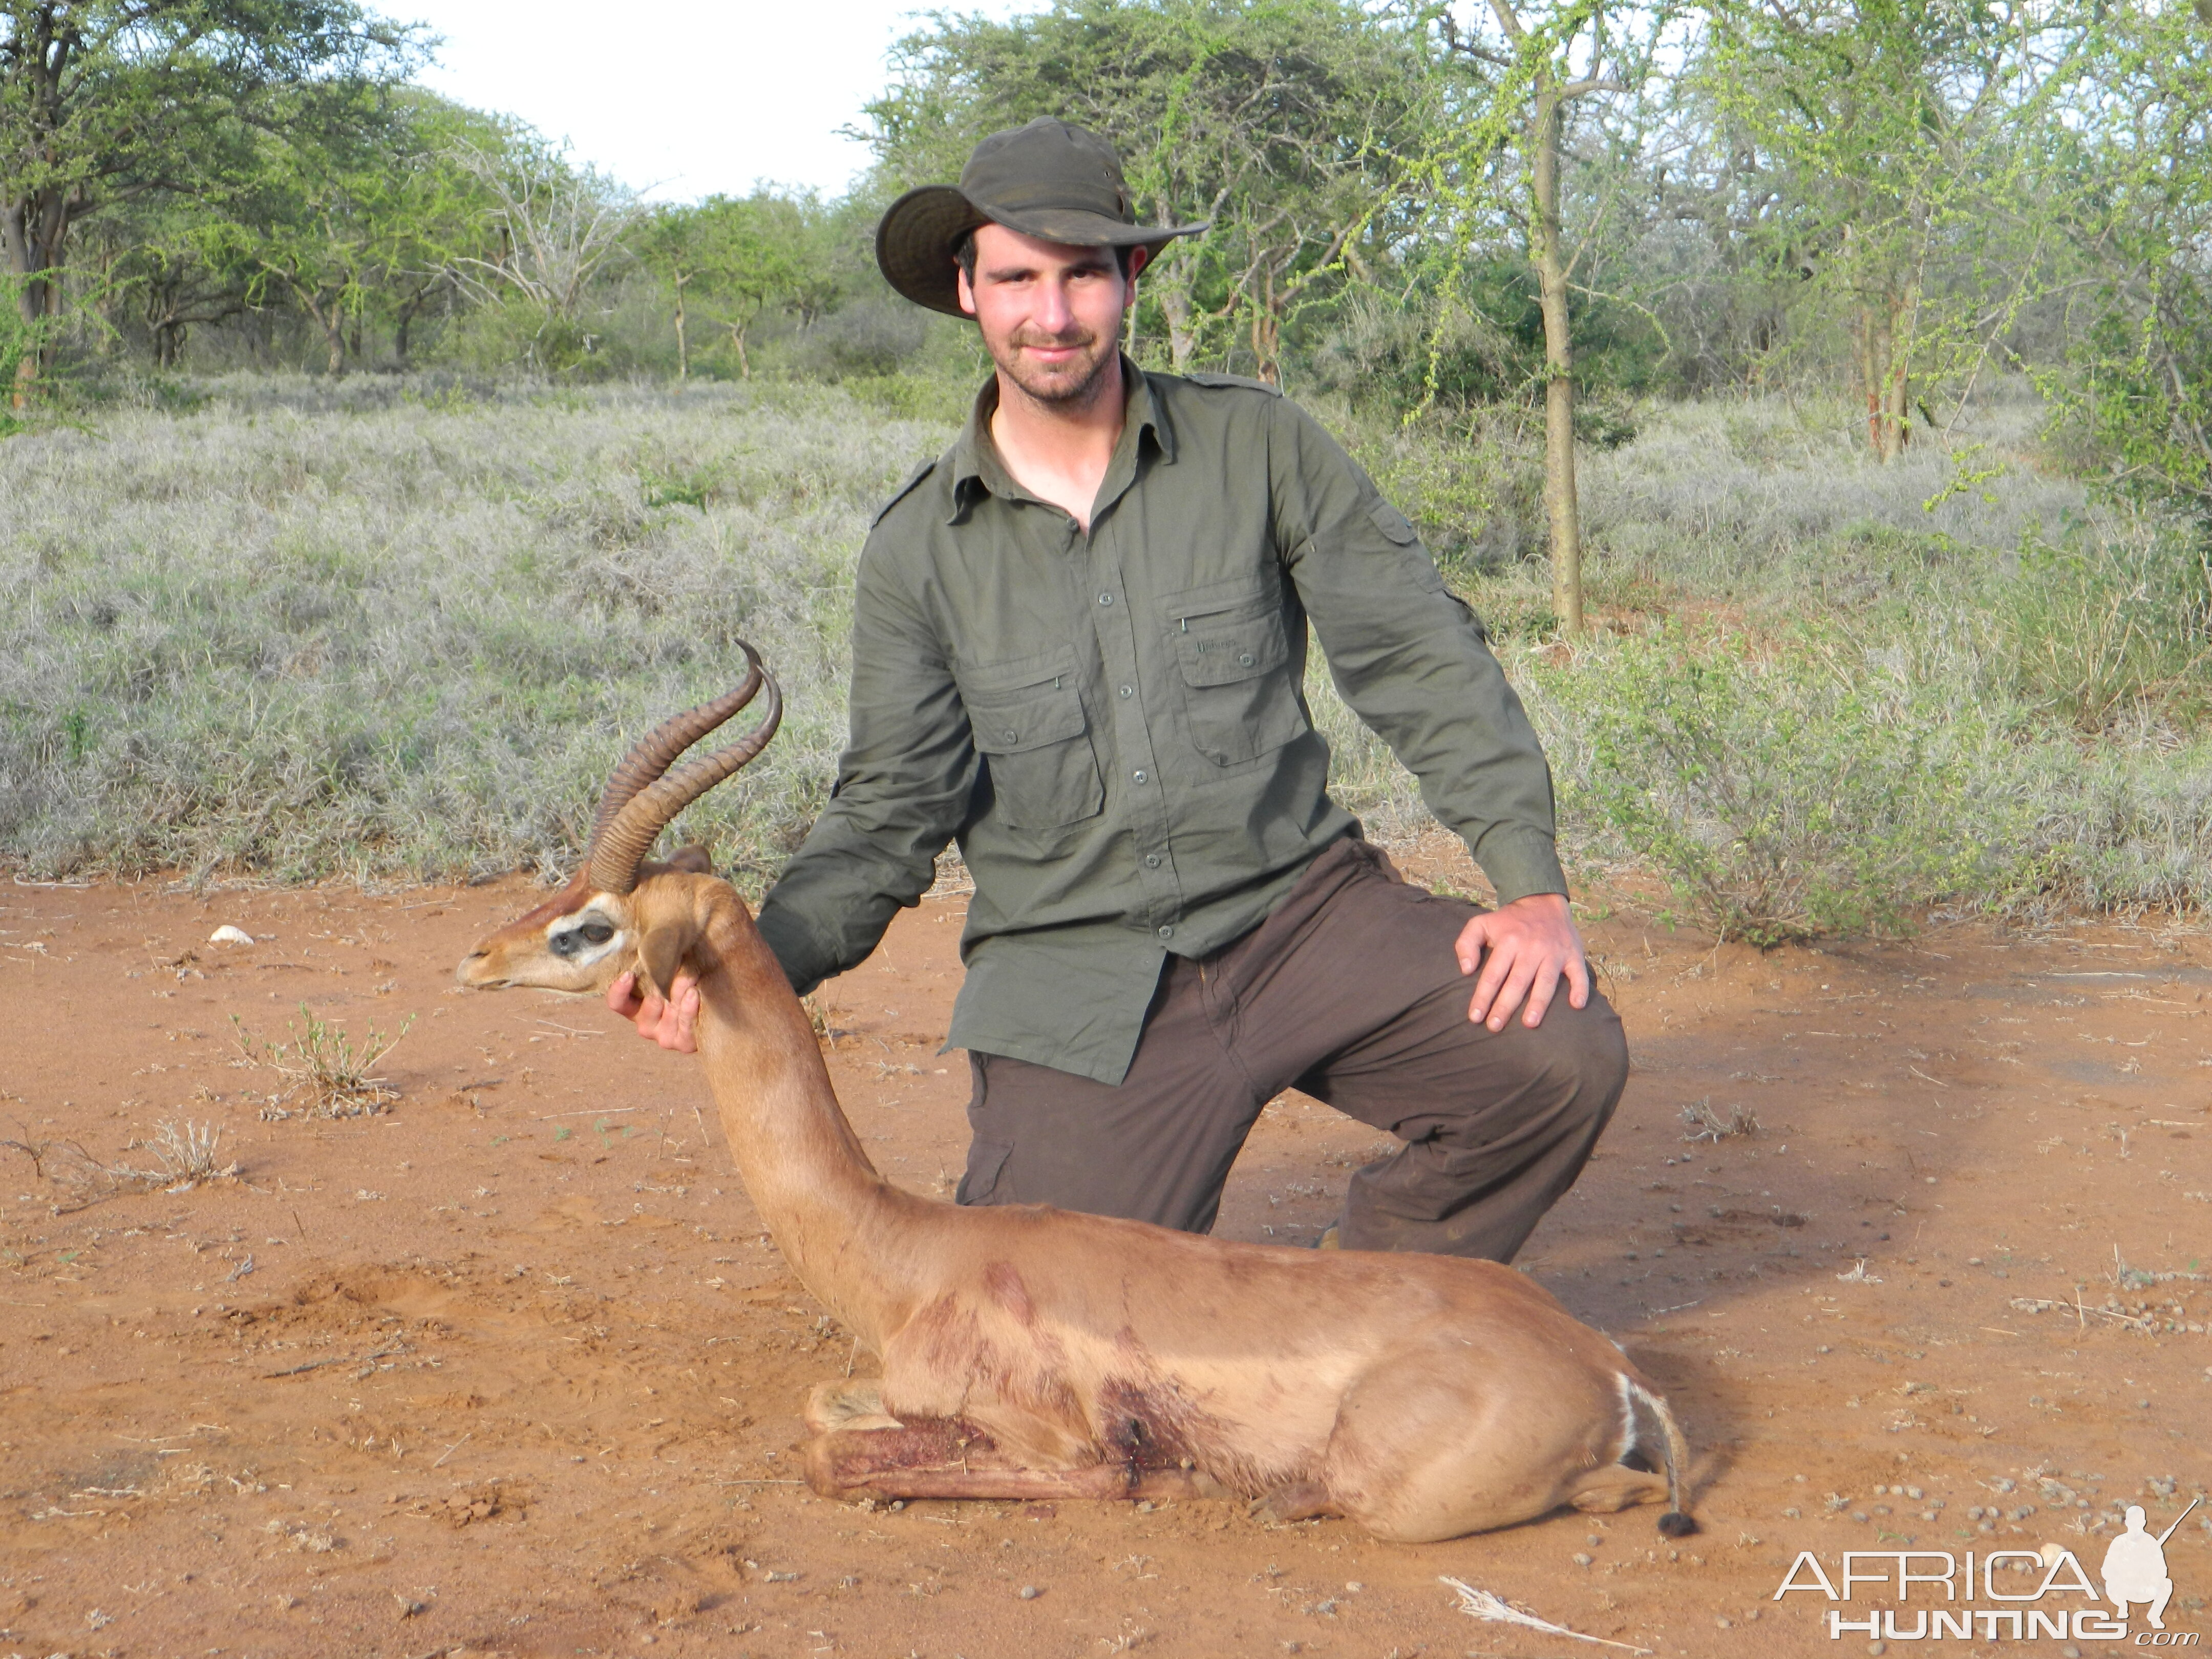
1656, 1511, 1698, 1538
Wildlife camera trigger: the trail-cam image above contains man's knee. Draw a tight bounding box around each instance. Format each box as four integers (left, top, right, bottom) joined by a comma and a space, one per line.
1502, 992, 1629, 1129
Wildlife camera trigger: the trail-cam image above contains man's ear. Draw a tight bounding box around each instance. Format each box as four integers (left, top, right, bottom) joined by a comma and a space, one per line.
665, 844, 713, 875
956, 265, 978, 316
1125, 243, 1151, 286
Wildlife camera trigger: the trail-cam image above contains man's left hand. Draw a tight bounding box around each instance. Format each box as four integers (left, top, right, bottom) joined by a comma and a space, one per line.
1454, 892, 1590, 1031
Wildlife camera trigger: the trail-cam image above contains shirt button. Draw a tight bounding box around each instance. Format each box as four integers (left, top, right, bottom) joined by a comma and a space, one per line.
1215, 754, 1229, 766
1002, 729, 1018, 742
1132, 769, 1147, 784
1118, 684, 1133, 698
1239, 652, 1254, 666
1098, 592, 1115, 606
1143, 854, 1160, 868
1157, 925, 1174, 940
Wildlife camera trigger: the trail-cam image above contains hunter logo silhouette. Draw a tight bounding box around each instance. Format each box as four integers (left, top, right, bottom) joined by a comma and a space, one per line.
2104, 1497, 2197, 1630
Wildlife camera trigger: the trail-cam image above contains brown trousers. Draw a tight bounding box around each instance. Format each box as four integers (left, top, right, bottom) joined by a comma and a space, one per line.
956, 838, 1629, 1261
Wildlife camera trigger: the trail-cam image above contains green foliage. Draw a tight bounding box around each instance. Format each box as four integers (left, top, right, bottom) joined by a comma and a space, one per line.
0, 0, 424, 386
1551, 625, 2008, 945
1978, 531, 2212, 731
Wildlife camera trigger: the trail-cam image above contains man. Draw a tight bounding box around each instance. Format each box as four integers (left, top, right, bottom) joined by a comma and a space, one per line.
615, 116, 1627, 1261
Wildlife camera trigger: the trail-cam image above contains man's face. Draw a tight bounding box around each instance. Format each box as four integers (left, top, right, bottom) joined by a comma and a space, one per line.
956, 222, 1146, 408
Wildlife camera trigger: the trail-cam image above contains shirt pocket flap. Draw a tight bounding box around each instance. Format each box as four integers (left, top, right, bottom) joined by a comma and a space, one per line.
1162, 578, 1290, 689
1177, 617, 1287, 687
1369, 501, 1419, 545
963, 654, 1088, 754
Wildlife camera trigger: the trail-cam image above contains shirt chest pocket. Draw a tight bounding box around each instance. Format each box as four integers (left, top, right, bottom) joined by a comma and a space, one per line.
961, 653, 1105, 832
1164, 580, 1307, 770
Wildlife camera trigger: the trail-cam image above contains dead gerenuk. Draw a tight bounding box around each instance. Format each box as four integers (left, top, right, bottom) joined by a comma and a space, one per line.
455, 652, 1696, 1544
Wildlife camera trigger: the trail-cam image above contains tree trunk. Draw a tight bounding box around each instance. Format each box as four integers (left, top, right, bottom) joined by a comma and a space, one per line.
673, 269, 689, 380
1157, 270, 1199, 373
728, 321, 751, 380
1249, 267, 1283, 385
1530, 82, 1585, 638
1860, 287, 1913, 463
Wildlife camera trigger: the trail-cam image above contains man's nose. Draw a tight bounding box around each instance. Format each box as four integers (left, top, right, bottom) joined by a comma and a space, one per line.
1035, 274, 1076, 333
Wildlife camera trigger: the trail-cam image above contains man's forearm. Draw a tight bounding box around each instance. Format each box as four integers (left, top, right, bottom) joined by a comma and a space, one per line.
753, 808, 948, 995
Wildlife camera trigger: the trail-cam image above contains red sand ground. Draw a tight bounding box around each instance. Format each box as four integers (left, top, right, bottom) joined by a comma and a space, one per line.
3, 842, 2208, 1658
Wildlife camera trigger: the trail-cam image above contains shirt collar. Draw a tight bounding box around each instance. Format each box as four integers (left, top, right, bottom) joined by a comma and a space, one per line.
947, 355, 1175, 524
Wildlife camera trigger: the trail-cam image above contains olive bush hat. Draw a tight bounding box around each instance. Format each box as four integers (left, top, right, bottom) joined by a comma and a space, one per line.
876, 117, 1208, 317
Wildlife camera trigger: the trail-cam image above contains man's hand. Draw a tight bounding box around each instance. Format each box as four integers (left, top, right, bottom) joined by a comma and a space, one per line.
1454, 892, 1590, 1032
609, 968, 700, 1054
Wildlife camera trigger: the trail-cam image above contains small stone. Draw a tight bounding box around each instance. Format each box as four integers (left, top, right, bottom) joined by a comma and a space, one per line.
1868, 1643, 1886, 1657
209, 924, 255, 946
1905, 1486, 1923, 1501
1018, 1585, 1042, 1601
1782, 1507, 1801, 1519
1572, 1552, 1593, 1567
1716, 1615, 1734, 1628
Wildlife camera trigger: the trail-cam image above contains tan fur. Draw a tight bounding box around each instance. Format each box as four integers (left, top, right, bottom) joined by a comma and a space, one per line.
459, 867, 1694, 1543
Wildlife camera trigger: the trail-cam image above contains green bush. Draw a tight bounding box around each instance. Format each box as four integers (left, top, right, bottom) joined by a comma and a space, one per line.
1976, 529, 2211, 730
1543, 625, 2017, 945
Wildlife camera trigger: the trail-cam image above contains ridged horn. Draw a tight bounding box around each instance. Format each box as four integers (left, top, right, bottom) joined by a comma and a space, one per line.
585, 651, 765, 852
588, 652, 782, 896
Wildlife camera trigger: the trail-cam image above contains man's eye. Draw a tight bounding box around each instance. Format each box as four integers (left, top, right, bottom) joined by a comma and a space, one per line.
579, 922, 615, 945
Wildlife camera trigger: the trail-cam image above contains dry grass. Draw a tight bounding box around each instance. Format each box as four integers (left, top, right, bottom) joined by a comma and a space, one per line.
2, 370, 2206, 937
232, 1003, 413, 1118
2, 1116, 239, 1212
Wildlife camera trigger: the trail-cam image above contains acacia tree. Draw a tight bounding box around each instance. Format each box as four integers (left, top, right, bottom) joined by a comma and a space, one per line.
0, 0, 417, 398
229, 94, 494, 374
2037, 0, 2212, 508
634, 193, 821, 379
451, 127, 642, 371
1415, 0, 1653, 636
1699, 0, 2089, 461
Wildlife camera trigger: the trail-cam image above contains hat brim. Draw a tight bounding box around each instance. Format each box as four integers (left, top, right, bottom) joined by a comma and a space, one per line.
875, 184, 1207, 318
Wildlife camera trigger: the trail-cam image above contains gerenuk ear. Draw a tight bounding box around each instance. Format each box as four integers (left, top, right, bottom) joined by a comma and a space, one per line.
639, 923, 689, 1004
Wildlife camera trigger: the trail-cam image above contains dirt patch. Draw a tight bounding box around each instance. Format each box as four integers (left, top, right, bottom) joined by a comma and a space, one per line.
3, 846, 2209, 1655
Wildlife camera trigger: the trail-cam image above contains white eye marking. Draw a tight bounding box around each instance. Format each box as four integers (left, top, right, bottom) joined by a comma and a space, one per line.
547, 915, 623, 962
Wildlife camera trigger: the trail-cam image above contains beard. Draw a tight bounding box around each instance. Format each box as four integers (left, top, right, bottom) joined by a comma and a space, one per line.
988, 317, 1122, 409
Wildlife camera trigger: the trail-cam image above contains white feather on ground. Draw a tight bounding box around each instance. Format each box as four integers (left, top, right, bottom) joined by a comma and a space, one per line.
1439, 1577, 1652, 1653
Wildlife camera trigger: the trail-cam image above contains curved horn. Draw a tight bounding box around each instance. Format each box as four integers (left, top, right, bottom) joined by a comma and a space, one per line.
585, 650, 765, 852
589, 660, 782, 895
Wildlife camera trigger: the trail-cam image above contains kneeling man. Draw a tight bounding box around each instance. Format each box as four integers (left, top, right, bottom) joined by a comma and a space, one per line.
619, 117, 1627, 1261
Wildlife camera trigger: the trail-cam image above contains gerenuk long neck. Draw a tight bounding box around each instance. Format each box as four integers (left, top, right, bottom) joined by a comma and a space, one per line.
687, 886, 930, 1349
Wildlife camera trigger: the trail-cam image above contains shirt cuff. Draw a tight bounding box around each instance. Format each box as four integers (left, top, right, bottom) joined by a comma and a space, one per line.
1467, 826, 1568, 906
752, 901, 836, 997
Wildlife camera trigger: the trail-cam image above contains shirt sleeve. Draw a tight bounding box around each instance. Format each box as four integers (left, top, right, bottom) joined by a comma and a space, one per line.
753, 530, 977, 994
1270, 398, 1569, 904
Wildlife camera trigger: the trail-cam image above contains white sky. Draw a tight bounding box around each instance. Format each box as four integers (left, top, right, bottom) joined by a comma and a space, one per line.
403, 1, 1045, 202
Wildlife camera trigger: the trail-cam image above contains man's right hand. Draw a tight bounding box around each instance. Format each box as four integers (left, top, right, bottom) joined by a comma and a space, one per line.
609, 968, 700, 1054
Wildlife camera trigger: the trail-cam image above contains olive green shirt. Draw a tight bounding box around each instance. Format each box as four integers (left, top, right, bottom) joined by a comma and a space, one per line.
754, 363, 1566, 1085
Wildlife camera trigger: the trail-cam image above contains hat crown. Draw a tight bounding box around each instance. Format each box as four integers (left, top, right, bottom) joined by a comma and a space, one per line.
961, 117, 1133, 224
